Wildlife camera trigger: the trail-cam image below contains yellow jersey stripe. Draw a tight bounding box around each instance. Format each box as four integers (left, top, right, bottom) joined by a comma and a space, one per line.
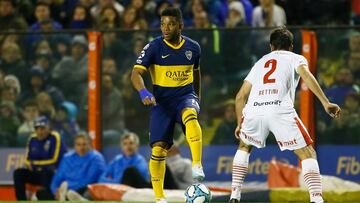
25, 134, 35, 167
134, 64, 147, 70
149, 64, 194, 87
32, 131, 61, 165
163, 38, 185, 49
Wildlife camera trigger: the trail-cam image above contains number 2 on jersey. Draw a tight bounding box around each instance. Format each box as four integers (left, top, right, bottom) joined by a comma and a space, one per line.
263, 59, 277, 84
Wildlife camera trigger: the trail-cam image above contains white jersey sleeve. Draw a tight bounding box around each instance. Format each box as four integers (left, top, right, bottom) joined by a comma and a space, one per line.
244, 63, 258, 85
293, 55, 308, 73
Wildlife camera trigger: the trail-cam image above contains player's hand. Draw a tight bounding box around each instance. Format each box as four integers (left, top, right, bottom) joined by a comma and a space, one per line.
234, 125, 241, 140
324, 102, 341, 118
138, 88, 156, 106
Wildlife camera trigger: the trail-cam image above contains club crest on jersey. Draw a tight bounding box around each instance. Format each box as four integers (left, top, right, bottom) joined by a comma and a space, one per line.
44, 140, 51, 151
185, 50, 192, 60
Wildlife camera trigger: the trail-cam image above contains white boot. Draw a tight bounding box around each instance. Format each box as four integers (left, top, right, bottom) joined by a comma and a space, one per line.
66, 190, 88, 201
58, 181, 68, 201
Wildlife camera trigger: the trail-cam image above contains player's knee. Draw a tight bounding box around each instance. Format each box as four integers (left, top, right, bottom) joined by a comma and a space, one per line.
182, 108, 198, 125
239, 140, 252, 153
294, 145, 316, 160
151, 145, 168, 159
152, 141, 169, 149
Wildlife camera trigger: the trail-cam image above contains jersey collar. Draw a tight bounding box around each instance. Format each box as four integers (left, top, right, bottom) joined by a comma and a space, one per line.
163, 36, 185, 49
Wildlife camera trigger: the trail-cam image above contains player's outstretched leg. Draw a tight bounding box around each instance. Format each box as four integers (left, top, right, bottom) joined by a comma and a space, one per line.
294, 145, 324, 203
182, 108, 204, 181
229, 140, 252, 203
149, 142, 168, 203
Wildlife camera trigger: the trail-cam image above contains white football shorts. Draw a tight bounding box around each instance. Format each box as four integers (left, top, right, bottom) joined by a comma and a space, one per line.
239, 111, 313, 151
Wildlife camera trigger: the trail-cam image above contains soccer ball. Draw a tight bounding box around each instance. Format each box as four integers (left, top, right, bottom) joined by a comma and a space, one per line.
184, 183, 212, 203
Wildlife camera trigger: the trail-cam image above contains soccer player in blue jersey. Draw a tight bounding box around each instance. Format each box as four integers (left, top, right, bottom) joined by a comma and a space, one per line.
131, 7, 204, 203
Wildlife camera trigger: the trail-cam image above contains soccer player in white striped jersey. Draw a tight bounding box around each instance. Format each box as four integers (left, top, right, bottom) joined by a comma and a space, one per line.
229, 27, 341, 203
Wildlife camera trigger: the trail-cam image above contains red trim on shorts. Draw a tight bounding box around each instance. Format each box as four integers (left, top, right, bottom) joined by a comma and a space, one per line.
294, 117, 313, 145
240, 116, 244, 127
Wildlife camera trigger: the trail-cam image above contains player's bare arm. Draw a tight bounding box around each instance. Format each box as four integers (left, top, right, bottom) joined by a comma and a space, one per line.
297, 64, 341, 118
131, 68, 156, 106
193, 68, 201, 100
234, 80, 252, 139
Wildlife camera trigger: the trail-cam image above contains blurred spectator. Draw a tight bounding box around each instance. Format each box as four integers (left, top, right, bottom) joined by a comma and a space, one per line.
121, 6, 139, 29
0, 43, 28, 87
17, 100, 39, 145
13, 116, 67, 200
198, 74, 221, 126
98, 132, 149, 187
325, 68, 357, 106
36, 91, 56, 119
34, 39, 53, 57
37, 133, 105, 200
0, 100, 20, 146
102, 57, 119, 77
225, 1, 246, 28
184, 0, 206, 26
102, 74, 125, 143
190, 10, 222, 76
91, 0, 124, 19
0, 0, 28, 32
4, 74, 21, 96
1, 85, 18, 104
52, 35, 88, 105
52, 102, 80, 147
102, 31, 127, 66
130, 0, 156, 20
20, 68, 64, 107
14, 0, 33, 23
149, 0, 171, 28
211, 100, 238, 145
206, 0, 227, 26
166, 145, 192, 189
26, 2, 63, 47
239, 0, 253, 25
33, 51, 54, 81
30, 1, 62, 31
69, 4, 93, 29
52, 37, 71, 61
1, 33, 22, 50
184, 0, 227, 26
133, 17, 148, 30
121, 35, 146, 73
252, 0, 286, 27
65, 132, 179, 200
324, 107, 360, 144
78, 0, 96, 9
96, 5, 121, 29
121, 69, 148, 139
102, 56, 124, 88
129, 0, 145, 13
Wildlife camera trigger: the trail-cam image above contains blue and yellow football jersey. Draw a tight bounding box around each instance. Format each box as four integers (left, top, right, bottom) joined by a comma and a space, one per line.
133, 35, 201, 103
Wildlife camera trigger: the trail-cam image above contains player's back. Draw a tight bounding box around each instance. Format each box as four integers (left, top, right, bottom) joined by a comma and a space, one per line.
243, 50, 308, 115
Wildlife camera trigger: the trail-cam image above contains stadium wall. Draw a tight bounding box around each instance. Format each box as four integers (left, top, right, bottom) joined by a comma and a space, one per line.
1, 145, 359, 186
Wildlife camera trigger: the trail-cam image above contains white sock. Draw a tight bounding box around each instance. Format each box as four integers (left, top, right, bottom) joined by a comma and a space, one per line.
230, 150, 250, 200
302, 158, 324, 203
